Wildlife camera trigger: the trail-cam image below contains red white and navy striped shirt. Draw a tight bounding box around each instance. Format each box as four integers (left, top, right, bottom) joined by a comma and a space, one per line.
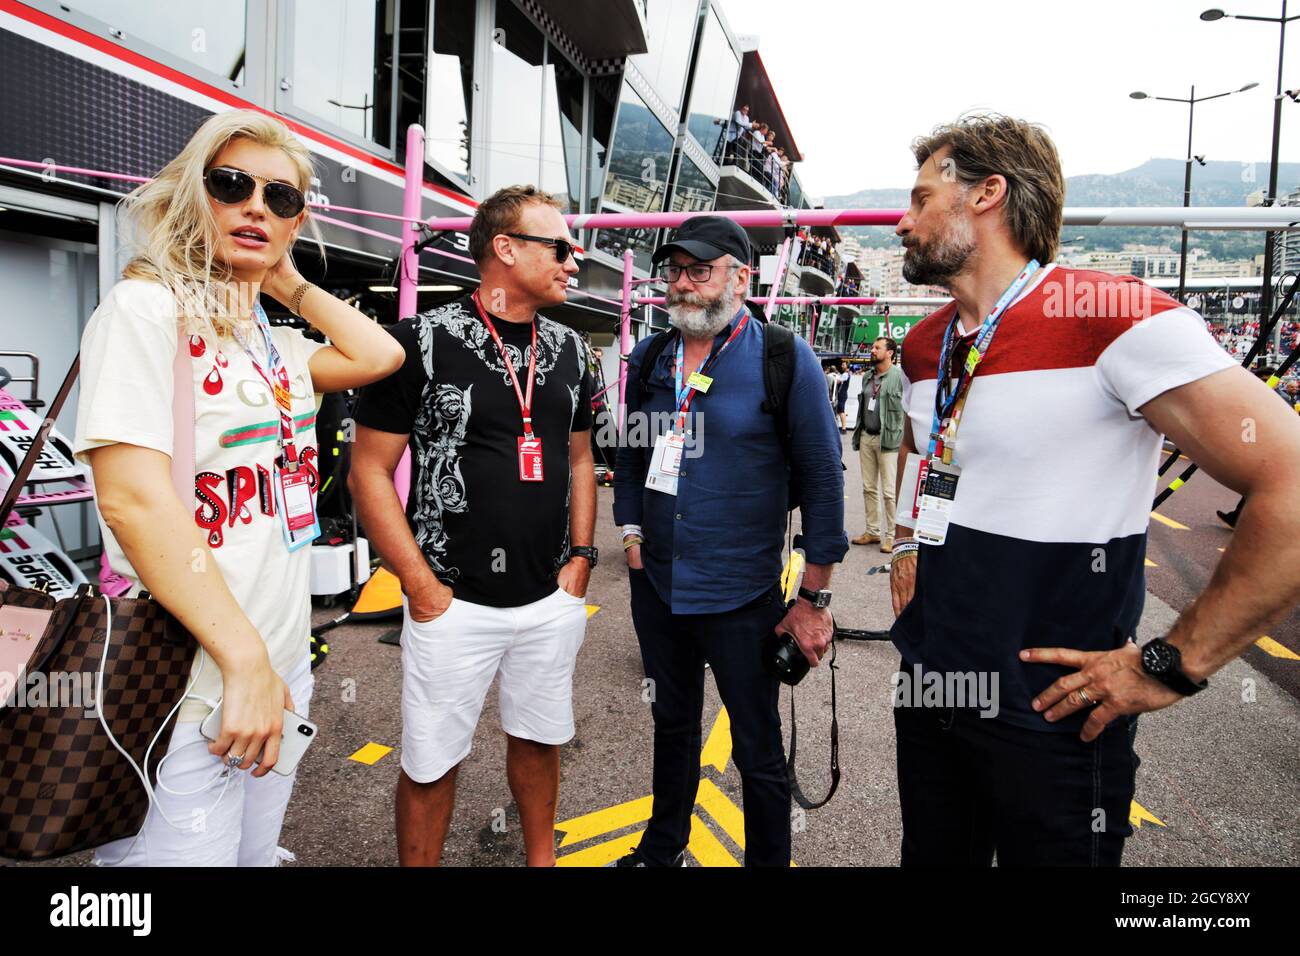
892, 265, 1235, 732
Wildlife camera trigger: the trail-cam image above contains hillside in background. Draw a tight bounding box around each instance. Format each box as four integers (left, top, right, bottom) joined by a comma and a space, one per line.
827, 159, 1300, 259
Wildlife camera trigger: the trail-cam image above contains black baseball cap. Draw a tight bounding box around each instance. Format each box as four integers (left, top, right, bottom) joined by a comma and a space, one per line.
652, 215, 751, 267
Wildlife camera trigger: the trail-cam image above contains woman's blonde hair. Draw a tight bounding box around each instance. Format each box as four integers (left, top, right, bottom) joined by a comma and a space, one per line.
120, 109, 324, 337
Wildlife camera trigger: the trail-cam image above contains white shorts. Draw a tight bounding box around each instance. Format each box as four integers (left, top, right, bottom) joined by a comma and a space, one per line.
93, 653, 314, 867
400, 586, 588, 783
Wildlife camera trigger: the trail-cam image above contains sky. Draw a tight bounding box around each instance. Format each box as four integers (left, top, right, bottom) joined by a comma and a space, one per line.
721, 0, 1300, 198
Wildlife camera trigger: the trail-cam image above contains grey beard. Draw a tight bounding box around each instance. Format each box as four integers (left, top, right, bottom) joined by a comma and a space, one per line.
901, 212, 976, 288
667, 291, 734, 338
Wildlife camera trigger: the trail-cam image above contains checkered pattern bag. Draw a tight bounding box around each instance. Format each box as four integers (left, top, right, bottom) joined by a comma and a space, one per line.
0, 339, 200, 860
0, 581, 196, 860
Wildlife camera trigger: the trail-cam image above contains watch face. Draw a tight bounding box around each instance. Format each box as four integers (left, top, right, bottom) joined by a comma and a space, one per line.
1142, 640, 1175, 676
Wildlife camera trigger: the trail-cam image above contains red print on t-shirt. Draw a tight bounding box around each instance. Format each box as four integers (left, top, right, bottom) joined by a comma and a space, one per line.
192, 446, 319, 549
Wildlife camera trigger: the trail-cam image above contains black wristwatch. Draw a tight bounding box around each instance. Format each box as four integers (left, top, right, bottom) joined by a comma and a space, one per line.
569, 545, 599, 569
797, 586, 832, 609
1140, 638, 1207, 696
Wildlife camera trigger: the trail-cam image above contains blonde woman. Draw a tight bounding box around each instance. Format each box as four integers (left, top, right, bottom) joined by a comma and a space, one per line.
73, 110, 404, 866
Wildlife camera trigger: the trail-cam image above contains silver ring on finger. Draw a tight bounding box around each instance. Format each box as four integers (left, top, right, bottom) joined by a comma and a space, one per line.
1078, 688, 1095, 706
227, 753, 244, 768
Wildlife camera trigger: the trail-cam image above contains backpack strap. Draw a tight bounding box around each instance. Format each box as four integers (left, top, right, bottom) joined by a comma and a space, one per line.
636, 329, 676, 401
761, 321, 797, 456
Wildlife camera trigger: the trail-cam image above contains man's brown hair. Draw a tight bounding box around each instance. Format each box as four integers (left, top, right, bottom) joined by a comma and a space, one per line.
911, 114, 1065, 266
468, 184, 564, 265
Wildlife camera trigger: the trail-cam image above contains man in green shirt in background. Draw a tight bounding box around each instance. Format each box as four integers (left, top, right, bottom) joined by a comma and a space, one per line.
851, 336, 904, 552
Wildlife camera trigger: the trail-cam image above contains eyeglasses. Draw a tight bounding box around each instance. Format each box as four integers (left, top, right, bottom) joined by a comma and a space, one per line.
203, 166, 307, 219
657, 262, 728, 283
505, 233, 583, 264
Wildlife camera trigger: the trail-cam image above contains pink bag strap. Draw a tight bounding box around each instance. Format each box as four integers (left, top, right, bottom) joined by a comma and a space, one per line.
169, 331, 196, 505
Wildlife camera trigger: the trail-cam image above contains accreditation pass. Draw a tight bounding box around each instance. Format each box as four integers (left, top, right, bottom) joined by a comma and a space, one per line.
914, 459, 960, 546
645, 431, 686, 496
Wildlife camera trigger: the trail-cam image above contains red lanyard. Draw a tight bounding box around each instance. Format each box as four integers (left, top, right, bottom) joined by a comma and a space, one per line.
472, 291, 538, 439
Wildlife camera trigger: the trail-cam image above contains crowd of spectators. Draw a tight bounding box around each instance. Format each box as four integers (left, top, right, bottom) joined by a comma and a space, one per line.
717, 104, 793, 203
798, 233, 838, 277
1209, 319, 1300, 404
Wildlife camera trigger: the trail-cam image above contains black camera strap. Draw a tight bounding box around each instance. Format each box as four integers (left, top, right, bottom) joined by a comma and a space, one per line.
785, 635, 840, 810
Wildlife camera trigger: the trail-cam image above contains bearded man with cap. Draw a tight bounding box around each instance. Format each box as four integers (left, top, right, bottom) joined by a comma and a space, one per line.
611, 216, 848, 867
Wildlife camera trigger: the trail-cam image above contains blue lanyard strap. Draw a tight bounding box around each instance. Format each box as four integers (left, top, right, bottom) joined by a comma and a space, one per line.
672, 310, 749, 413
928, 259, 1039, 460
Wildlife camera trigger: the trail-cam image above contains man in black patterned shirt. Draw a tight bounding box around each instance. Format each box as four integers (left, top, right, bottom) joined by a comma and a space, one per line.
351, 186, 596, 867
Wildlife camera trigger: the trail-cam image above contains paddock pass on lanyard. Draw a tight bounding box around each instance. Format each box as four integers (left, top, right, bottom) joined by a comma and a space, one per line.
237, 302, 320, 552
913, 260, 1038, 547
645, 314, 750, 496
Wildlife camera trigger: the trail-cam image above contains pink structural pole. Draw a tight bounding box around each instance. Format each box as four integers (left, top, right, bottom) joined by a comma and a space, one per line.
618, 248, 635, 430
636, 296, 885, 306
399, 124, 426, 321
766, 238, 792, 313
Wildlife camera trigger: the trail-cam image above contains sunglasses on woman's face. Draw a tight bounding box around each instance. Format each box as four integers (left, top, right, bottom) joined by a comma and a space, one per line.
203, 166, 307, 219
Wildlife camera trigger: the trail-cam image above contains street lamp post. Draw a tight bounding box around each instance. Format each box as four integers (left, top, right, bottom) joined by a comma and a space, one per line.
1130, 82, 1258, 302
1201, 3, 1300, 328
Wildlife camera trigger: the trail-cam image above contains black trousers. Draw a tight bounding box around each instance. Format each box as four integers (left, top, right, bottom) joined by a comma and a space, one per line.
894, 695, 1140, 866
628, 568, 791, 866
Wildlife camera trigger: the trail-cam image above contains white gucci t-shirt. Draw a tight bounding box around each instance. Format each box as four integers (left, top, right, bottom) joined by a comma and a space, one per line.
74, 279, 326, 722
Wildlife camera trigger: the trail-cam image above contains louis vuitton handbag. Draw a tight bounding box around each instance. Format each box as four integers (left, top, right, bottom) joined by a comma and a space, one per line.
0, 341, 198, 860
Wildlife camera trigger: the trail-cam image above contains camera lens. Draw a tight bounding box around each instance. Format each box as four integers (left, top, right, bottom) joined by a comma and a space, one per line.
299, 725, 314, 736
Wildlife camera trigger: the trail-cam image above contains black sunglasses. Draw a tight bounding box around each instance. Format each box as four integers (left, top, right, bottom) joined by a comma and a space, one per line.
203, 166, 306, 219
506, 233, 583, 264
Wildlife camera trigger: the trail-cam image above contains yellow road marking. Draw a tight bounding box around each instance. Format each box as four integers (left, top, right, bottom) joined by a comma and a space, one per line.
695, 778, 746, 848
1217, 547, 1225, 553
688, 814, 740, 866
555, 830, 643, 867
348, 742, 392, 765
1129, 801, 1165, 829
1149, 511, 1189, 530
1256, 636, 1300, 661
585, 603, 600, 619
1144, 558, 1157, 567
700, 708, 732, 773
555, 794, 653, 848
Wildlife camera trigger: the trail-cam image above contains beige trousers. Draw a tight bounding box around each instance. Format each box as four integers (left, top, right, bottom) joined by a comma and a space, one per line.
859, 432, 898, 540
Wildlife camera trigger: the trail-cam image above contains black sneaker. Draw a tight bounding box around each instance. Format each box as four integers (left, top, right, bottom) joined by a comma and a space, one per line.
606, 848, 687, 867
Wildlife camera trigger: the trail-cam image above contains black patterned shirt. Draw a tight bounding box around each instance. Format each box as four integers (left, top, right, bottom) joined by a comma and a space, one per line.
355, 296, 592, 607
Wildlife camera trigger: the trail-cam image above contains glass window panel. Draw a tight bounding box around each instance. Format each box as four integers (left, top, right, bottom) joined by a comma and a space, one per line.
540, 43, 584, 213
426, 0, 476, 180
594, 224, 659, 273
670, 155, 716, 214
630, 0, 699, 113
485, 0, 547, 193
597, 82, 674, 271
685, 9, 739, 165
290, 0, 394, 146
586, 76, 620, 215
603, 82, 673, 213
63, 0, 247, 82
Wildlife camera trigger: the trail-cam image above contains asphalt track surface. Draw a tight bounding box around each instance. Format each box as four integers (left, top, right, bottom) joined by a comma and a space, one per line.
27, 435, 1299, 868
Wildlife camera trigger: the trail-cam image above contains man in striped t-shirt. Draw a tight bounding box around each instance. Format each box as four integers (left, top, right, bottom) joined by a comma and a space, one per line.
886, 114, 1300, 866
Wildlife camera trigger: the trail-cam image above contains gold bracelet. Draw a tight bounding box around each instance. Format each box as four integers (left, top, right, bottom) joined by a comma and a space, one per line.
288, 280, 313, 317
622, 536, 643, 551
